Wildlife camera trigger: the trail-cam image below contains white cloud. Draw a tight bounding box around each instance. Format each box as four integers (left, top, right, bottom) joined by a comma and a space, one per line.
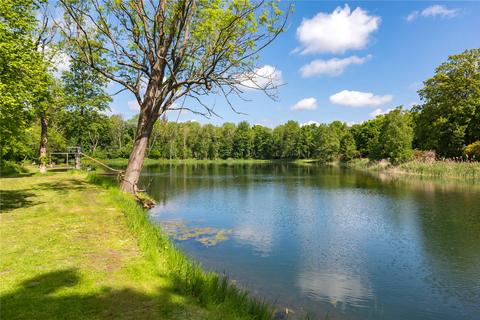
300, 55, 372, 77
329, 90, 393, 107
239, 65, 283, 90
405, 11, 419, 22
296, 5, 380, 54
422, 5, 459, 18
42, 46, 70, 77
291, 97, 318, 111
54, 52, 71, 76
301, 121, 320, 127
370, 108, 392, 118
406, 5, 459, 22
128, 100, 140, 111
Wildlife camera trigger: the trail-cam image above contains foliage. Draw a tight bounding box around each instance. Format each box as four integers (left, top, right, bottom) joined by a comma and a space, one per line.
350, 116, 383, 158
413, 49, 480, 157
57, 0, 288, 192
0, 0, 49, 161
464, 141, 480, 160
61, 56, 111, 151
0, 160, 29, 176
233, 121, 253, 158
378, 107, 413, 164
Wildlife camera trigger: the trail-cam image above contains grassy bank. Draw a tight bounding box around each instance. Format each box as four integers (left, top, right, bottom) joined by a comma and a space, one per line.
347, 158, 480, 180
83, 156, 480, 181
0, 171, 271, 319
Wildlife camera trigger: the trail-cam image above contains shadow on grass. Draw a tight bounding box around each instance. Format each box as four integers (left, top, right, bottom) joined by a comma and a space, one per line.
0, 189, 39, 213
0, 269, 196, 320
47, 168, 74, 173
0, 173, 35, 179
35, 179, 90, 193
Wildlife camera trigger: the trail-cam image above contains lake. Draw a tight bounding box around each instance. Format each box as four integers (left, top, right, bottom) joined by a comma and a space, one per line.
140, 163, 480, 320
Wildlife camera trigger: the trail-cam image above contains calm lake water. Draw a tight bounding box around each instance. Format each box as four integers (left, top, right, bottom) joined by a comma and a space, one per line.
140, 163, 480, 320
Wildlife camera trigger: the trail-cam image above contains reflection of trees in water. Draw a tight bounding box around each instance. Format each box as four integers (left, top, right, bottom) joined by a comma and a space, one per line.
372, 172, 480, 314
142, 163, 480, 317
141, 163, 379, 203
414, 190, 480, 315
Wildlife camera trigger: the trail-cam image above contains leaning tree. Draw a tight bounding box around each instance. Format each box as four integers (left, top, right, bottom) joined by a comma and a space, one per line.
57, 0, 287, 193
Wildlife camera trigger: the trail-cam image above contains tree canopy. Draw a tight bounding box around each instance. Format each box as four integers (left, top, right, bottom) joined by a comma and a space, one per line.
414, 49, 480, 157
0, 0, 49, 160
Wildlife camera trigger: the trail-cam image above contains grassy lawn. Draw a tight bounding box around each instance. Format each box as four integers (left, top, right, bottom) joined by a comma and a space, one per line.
0, 171, 269, 320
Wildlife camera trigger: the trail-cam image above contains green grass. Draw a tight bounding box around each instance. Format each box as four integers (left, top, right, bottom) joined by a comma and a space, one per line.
0, 171, 272, 319
347, 158, 480, 180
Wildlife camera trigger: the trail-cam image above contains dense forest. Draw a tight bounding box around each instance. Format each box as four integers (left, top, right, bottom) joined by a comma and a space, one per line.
1, 0, 479, 175
2, 49, 480, 168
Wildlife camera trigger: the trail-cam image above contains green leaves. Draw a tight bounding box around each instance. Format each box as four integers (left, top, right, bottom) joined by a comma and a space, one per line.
61, 55, 112, 151
379, 108, 413, 164
415, 49, 480, 157
0, 0, 52, 160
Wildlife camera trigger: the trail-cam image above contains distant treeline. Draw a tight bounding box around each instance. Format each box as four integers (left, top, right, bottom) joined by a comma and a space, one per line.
24, 104, 479, 165
3, 46, 479, 166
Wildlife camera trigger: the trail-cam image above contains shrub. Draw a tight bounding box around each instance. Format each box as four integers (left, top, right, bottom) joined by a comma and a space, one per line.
464, 141, 480, 161
0, 161, 28, 176
412, 150, 436, 163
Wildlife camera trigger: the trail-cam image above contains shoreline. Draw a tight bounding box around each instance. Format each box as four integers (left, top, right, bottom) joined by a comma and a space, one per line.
344, 158, 480, 181
0, 170, 274, 319
88, 157, 480, 182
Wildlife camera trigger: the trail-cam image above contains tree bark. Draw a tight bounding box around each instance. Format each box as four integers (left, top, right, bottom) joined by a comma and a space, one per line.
75, 138, 81, 169
120, 110, 154, 194
38, 115, 48, 174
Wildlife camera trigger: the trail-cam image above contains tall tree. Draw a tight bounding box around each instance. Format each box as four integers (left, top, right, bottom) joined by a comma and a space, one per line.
0, 0, 46, 164
233, 121, 252, 158
379, 107, 413, 164
340, 129, 357, 161
414, 49, 480, 157
218, 122, 236, 159
32, 0, 66, 173
58, 0, 287, 193
62, 57, 111, 168
351, 117, 384, 158
251, 125, 272, 159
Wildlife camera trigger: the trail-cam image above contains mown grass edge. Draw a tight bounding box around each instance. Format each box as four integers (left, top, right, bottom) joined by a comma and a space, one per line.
87, 174, 272, 320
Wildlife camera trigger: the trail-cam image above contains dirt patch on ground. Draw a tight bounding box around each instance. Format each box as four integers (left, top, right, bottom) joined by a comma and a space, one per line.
84, 249, 126, 272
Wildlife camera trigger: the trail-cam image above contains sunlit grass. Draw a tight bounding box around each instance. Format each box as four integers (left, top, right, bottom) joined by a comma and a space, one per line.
0, 172, 272, 319
89, 174, 272, 319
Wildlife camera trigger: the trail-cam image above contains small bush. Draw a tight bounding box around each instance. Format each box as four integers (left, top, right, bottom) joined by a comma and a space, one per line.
0, 161, 28, 176
464, 141, 480, 161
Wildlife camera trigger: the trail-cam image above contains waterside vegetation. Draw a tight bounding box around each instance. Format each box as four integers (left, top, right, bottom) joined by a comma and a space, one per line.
346, 158, 480, 180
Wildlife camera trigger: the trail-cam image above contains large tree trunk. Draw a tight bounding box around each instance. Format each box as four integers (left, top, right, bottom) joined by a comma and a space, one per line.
120, 111, 154, 194
75, 138, 81, 169
38, 115, 48, 174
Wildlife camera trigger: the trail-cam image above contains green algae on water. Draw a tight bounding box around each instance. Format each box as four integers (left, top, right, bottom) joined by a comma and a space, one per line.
161, 220, 232, 246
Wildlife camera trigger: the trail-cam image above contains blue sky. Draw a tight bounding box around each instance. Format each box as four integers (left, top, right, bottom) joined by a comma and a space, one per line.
107, 1, 480, 127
